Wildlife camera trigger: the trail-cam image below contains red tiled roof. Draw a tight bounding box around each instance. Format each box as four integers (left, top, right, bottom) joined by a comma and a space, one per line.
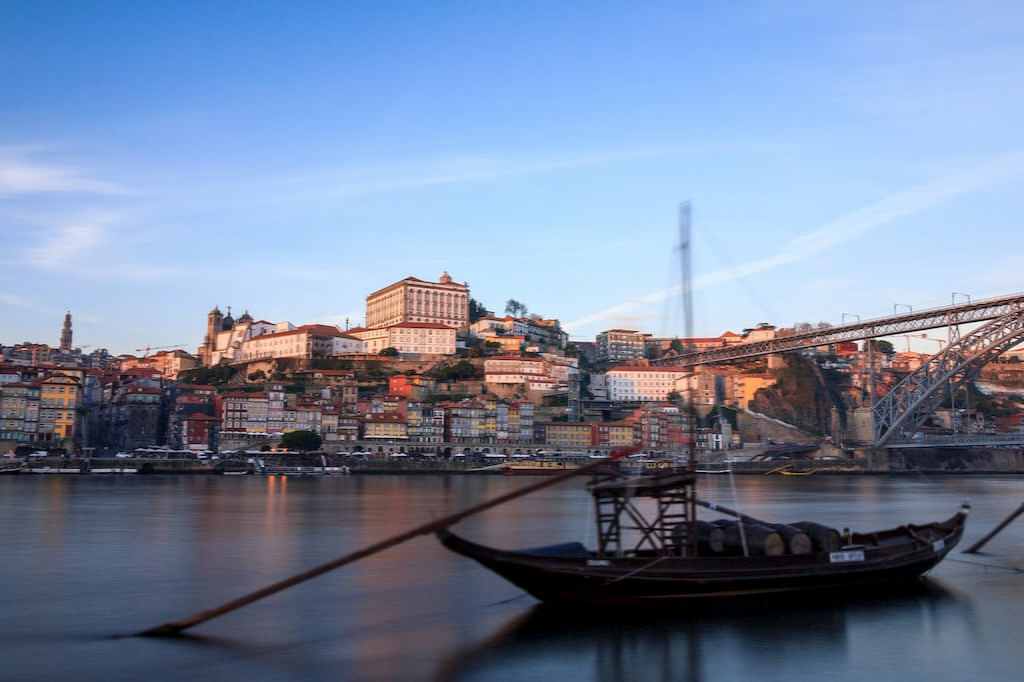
246, 324, 344, 341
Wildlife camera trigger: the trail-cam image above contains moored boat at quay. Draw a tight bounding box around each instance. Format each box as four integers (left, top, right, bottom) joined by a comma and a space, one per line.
504, 456, 587, 475
504, 453, 680, 475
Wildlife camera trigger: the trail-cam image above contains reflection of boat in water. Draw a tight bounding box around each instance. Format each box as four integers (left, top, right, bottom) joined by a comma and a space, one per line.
437, 469, 968, 606
435, 580, 962, 681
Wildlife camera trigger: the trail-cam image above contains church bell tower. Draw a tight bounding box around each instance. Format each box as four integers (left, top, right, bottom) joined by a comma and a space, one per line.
60, 311, 73, 350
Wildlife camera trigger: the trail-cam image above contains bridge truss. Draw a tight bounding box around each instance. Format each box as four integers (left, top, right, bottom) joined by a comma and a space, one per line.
872, 305, 1024, 447
649, 292, 1024, 448
652, 292, 1024, 368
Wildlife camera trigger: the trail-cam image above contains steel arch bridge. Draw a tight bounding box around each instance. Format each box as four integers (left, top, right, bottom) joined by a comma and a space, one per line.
652, 292, 1024, 368
649, 292, 1024, 448
872, 304, 1024, 447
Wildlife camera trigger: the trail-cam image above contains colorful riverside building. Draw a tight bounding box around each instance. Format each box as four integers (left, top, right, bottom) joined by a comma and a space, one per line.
181, 413, 219, 451
534, 421, 594, 450
361, 412, 408, 441
0, 371, 82, 449
595, 421, 637, 448
39, 374, 81, 443
0, 382, 40, 445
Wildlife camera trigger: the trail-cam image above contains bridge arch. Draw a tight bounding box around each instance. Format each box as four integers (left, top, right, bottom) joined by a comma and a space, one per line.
872, 305, 1024, 447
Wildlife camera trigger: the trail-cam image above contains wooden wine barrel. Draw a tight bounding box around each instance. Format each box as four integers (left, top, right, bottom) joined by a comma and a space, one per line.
790, 521, 842, 552
694, 520, 725, 554
767, 523, 813, 555
717, 521, 785, 556
670, 521, 725, 555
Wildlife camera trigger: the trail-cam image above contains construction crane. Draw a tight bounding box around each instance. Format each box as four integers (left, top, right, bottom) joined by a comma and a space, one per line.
136, 344, 187, 357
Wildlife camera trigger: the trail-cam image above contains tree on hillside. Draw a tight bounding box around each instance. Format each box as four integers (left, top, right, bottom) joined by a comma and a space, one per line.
564, 343, 592, 370
468, 297, 490, 323
430, 360, 480, 382
379, 347, 399, 357
280, 430, 322, 452
505, 299, 528, 317
865, 339, 895, 355
178, 362, 237, 386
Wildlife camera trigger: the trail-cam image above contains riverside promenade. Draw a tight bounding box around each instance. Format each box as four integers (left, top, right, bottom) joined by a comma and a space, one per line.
9, 446, 1024, 475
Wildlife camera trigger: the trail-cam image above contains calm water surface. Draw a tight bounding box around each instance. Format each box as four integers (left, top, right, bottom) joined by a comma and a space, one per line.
1, 473, 1022, 681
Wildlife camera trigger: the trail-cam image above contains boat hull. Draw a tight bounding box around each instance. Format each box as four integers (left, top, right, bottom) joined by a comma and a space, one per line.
437, 509, 967, 605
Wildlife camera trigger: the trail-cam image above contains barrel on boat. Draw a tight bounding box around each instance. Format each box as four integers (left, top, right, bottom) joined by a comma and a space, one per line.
695, 520, 725, 554
790, 521, 842, 552
717, 521, 785, 556
767, 523, 813, 555
670, 521, 725, 555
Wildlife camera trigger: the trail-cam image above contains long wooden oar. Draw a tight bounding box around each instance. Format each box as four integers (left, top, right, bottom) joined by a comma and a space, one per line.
963, 500, 1024, 554
137, 447, 636, 637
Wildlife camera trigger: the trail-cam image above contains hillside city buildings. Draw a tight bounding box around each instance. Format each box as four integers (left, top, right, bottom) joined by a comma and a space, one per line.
7, 271, 1016, 457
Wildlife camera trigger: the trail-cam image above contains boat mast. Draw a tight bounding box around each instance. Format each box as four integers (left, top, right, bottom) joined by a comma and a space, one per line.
679, 201, 699, 557
679, 201, 696, 471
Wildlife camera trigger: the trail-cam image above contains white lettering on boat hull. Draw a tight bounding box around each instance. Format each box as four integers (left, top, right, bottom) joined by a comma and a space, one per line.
829, 550, 865, 563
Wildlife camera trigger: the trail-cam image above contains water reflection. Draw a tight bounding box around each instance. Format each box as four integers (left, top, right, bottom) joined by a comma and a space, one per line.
2, 474, 1021, 682
438, 581, 968, 682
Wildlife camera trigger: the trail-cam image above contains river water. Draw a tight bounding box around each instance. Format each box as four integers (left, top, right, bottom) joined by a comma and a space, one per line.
1, 472, 1022, 681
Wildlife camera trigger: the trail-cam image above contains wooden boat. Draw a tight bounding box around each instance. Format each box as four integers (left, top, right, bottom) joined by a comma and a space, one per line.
437, 469, 968, 605
504, 456, 588, 475
440, 208, 966, 606
768, 463, 814, 476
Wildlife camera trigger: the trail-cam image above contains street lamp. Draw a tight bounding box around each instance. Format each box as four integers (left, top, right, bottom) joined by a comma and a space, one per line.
894, 304, 912, 316
842, 313, 860, 325
952, 292, 971, 306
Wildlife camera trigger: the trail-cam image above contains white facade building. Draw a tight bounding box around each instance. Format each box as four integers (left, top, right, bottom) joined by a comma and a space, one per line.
241, 324, 344, 362
606, 366, 690, 402
331, 333, 366, 355
351, 323, 457, 356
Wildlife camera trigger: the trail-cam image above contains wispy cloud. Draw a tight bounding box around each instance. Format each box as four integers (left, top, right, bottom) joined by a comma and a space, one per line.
0, 148, 168, 278
0, 148, 126, 197
564, 150, 1024, 333
21, 216, 109, 269
0, 291, 50, 312
319, 147, 679, 196
179, 145, 699, 209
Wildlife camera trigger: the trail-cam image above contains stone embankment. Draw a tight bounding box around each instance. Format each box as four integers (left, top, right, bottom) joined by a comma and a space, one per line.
12, 448, 1024, 475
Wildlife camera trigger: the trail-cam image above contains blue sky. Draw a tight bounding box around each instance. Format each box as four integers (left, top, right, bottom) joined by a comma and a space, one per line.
3, 1, 1024, 356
